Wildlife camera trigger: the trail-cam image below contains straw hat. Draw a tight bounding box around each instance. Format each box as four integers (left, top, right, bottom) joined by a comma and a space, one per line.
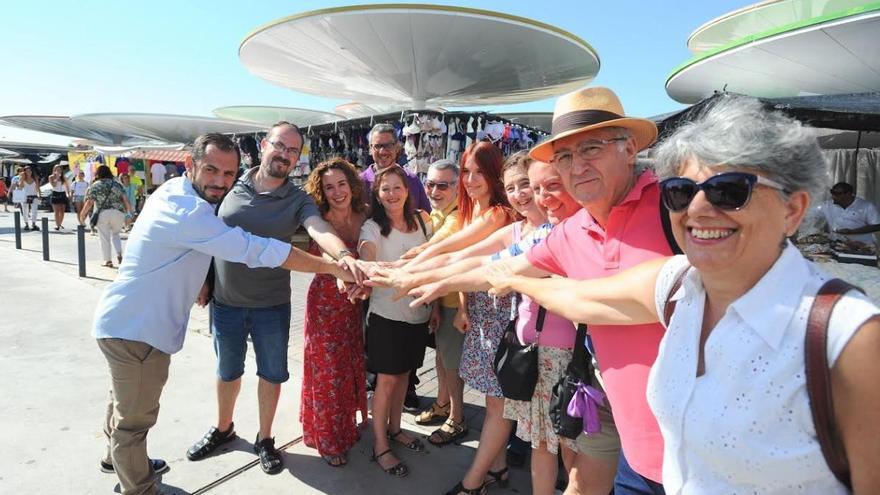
529, 87, 657, 162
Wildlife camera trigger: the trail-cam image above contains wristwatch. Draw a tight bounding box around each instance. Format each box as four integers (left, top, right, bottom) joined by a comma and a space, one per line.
337, 248, 354, 260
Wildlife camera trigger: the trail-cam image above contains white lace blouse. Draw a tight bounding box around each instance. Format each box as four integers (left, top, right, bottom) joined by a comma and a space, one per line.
648, 243, 878, 494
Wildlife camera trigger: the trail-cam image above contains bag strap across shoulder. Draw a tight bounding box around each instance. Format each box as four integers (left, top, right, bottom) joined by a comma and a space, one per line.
566, 323, 590, 381
414, 209, 428, 239
659, 195, 683, 255
806, 278, 861, 490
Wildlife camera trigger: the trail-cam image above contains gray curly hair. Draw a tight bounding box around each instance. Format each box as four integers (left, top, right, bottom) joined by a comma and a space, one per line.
654, 95, 827, 202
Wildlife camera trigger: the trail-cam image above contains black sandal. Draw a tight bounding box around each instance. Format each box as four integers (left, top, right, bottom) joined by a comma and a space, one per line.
371, 448, 408, 477
253, 435, 283, 474
387, 430, 426, 452
428, 418, 468, 446
484, 467, 509, 489
445, 481, 486, 495
186, 424, 237, 461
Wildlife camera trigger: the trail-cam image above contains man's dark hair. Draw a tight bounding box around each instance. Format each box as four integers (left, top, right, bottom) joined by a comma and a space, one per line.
269, 121, 303, 143
831, 182, 854, 195
192, 133, 240, 164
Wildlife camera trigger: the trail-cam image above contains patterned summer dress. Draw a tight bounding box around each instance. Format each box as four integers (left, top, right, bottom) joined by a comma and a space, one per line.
300, 240, 368, 457
459, 291, 512, 398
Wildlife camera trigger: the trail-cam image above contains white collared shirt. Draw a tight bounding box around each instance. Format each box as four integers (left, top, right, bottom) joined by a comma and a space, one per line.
92, 176, 292, 354
649, 243, 878, 494
823, 197, 880, 245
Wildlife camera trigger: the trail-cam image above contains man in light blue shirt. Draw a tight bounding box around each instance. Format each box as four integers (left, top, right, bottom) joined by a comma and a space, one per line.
94, 133, 353, 495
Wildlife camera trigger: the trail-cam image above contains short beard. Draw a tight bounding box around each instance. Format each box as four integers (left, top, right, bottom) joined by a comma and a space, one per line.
265, 157, 291, 179
192, 181, 226, 204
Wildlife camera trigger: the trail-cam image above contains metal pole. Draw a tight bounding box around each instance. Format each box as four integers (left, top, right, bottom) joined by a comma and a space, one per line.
14, 211, 22, 249
77, 224, 86, 277
41, 217, 50, 260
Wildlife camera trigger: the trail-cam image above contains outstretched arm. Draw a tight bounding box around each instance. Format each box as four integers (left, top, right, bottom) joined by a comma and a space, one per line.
404, 223, 516, 273
405, 253, 550, 306
406, 208, 509, 269
483, 257, 669, 325
304, 214, 364, 284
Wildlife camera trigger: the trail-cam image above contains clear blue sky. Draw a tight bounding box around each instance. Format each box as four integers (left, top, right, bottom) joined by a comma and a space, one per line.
0, 0, 753, 142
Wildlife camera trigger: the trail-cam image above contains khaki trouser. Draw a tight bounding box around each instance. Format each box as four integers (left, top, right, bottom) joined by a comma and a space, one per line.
99, 338, 170, 495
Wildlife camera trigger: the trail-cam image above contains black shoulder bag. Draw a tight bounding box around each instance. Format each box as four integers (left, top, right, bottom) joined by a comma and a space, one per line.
549, 322, 591, 439
90, 184, 113, 228
493, 294, 546, 401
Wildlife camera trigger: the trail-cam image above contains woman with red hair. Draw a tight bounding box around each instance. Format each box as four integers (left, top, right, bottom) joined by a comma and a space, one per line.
405, 140, 516, 494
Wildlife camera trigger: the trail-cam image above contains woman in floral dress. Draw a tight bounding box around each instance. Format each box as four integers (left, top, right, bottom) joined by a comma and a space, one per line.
301, 158, 368, 467
405, 141, 516, 494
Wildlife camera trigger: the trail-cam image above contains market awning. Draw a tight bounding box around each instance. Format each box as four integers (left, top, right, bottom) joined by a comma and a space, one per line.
124, 149, 191, 163
655, 92, 880, 136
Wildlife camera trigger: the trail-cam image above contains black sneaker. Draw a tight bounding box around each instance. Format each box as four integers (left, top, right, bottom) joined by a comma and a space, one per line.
254, 435, 283, 474
186, 424, 237, 461
23, 225, 31, 231
403, 389, 421, 413
31, 224, 39, 231
100, 458, 169, 475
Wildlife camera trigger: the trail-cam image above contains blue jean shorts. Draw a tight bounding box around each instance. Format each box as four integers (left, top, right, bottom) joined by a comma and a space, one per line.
211, 301, 291, 384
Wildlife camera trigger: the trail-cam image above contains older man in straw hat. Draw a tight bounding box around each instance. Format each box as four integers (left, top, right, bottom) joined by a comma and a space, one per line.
523, 87, 677, 494
403, 87, 675, 494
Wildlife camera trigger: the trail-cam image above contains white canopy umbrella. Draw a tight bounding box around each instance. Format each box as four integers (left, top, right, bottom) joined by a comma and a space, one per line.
667, 4, 880, 103
686, 0, 871, 54
72, 113, 265, 144
212, 106, 342, 127
240, 4, 600, 108
0, 115, 150, 146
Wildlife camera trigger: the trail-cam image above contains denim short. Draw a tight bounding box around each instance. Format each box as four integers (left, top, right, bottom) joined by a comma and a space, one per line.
211, 301, 291, 384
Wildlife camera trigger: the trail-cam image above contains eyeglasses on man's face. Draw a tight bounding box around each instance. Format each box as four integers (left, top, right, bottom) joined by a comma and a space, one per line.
425, 180, 456, 191
550, 137, 628, 170
660, 171, 788, 212
268, 139, 300, 156
371, 142, 397, 152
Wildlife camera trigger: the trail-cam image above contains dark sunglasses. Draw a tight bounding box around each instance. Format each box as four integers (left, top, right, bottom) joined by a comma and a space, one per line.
425, 180, 456, 191
660, 172, 787, 212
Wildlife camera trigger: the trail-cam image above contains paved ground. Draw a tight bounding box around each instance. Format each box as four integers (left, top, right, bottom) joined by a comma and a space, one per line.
0, 209, 534, 495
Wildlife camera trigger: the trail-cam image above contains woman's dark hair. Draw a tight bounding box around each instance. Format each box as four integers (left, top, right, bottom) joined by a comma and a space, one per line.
53, 165, 68, 184
304, 157, 366, 215
96, 165, 114, 180
370, 166, 417, 237
457, 140, 509, 228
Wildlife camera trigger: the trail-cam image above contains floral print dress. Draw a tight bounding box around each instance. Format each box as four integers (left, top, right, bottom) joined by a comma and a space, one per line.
300, 240, 368, 456
459, 291, 512, 398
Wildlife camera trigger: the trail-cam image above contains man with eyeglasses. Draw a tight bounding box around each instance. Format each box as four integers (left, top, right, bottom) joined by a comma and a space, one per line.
823, 181, 880, 249
186, 121, 365, 475
360, 123, 431, 212
401, 159, 469, 434
421, 87, 676, 494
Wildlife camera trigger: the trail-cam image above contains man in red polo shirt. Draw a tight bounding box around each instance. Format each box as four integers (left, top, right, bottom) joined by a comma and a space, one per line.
486, 87, 671, 494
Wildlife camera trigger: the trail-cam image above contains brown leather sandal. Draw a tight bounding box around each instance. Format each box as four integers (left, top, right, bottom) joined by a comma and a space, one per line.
415, 401, 450, 425
428, 418, 468, 446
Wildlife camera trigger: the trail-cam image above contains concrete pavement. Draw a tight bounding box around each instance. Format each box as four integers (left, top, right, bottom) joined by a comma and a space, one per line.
0, 209, 534, 495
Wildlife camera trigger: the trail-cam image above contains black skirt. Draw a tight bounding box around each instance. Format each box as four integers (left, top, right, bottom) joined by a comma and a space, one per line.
50, 191, 68, 205
365, 313, 428, 375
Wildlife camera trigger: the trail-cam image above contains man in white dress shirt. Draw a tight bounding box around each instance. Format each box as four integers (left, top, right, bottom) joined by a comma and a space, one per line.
94, 133, 353, 495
